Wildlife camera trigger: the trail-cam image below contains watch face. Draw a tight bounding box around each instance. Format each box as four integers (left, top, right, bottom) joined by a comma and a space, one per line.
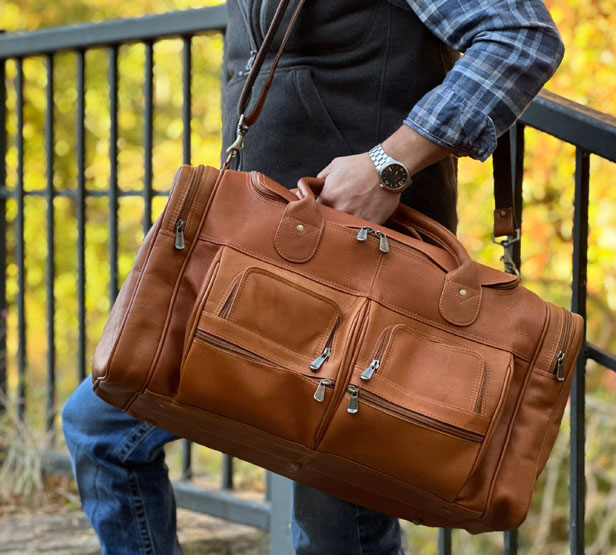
381, 163, 408, 190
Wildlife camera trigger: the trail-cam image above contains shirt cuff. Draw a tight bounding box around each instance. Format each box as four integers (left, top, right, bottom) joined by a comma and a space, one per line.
404, 85, 497, 162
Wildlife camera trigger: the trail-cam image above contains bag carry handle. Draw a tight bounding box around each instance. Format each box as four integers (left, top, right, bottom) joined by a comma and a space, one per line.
297, 177, 483, 326
225, 0, 519, 274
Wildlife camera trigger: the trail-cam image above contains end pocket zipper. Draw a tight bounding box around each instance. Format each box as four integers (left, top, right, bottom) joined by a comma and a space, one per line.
552, 308, 573, 382
173, 165, 205, 250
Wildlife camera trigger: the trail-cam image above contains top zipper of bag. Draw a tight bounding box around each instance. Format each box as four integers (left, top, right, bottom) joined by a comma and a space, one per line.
173, 165, 205, 250
238, 0, 259, 74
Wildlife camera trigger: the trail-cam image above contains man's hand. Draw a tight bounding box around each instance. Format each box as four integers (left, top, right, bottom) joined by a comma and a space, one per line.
311, 124, 455, 225
315, 152, 401, 225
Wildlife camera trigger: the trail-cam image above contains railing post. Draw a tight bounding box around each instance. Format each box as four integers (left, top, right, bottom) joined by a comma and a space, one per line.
268, 473, 294, 554
0, 46, 7, 414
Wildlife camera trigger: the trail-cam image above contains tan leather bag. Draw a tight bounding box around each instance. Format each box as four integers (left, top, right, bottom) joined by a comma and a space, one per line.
91, 0, 584, 533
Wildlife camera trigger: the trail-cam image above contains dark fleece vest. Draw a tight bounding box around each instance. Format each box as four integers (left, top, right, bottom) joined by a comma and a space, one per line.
221, 0, 459, 231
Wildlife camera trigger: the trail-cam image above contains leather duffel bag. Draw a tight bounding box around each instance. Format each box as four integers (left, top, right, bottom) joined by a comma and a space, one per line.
91, 0, 584, 533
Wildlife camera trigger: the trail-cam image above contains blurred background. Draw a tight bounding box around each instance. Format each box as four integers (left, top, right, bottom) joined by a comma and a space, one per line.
0, 1, 615, 553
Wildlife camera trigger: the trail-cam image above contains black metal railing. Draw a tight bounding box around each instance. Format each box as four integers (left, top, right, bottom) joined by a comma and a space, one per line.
1, 7, 615, 555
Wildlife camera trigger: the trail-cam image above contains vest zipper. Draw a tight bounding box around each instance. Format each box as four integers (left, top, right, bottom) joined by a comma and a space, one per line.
194, 329, 277, 368
173, 165, 205, 250
345, 386, 484, 443
259, 0, 271, 45
238, 0, 258, 74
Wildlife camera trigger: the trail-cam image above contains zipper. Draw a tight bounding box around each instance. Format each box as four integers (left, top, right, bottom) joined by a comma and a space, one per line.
251, 172, 289, 203
259, 0, 270, 45
194, 329, 277, 368
237, 0, 258, 74
313, 378, 335, 403
355, 226, 389, 253
173, 165, 205, 250
345, 386, 483, 443
360, 326, 396, 381
552, 308, 573, 382
218, 278, 242, 319
309, 318, 340, 372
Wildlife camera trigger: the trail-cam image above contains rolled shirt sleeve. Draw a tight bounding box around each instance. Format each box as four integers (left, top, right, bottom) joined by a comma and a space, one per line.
404, 0, 565, 161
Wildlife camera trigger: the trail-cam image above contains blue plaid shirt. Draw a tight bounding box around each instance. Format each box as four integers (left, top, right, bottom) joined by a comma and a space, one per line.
403, 0, 564, 161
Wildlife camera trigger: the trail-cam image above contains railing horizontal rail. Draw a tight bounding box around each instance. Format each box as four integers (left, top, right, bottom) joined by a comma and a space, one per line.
520, 89, 616, 162
0, 6, 226, 58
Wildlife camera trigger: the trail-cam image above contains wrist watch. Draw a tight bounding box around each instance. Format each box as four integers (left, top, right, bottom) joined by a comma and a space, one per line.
369, 144, 412, 194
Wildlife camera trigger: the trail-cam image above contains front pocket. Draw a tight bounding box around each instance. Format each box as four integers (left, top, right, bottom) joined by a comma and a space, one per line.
176, 312, 339, 448
175, 247, 365, 448
215, 266, 342, 368
317, 312, 513, 501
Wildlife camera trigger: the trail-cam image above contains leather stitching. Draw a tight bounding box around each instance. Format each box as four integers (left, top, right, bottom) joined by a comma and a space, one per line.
197, 236, 534, 361
376, 326, 485, 415
361, 375, 489, 434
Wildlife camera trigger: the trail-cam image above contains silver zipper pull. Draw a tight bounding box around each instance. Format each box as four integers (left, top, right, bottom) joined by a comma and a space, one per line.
313, 379, 333, 402
175, 219, 186, 250
361, 359, 380, 381
310, 347, 331, 371
245, 50, 257, 71
356, 226, 372, 243
375, 230, 389, 253
347, 385, 359, 414
555, 351, 565, 381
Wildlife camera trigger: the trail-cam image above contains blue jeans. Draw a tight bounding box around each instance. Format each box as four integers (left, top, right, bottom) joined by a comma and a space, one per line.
62, 377, 403, 554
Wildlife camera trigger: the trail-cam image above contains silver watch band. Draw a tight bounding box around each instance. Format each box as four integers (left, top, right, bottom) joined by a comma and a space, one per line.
369, 144, 393, 171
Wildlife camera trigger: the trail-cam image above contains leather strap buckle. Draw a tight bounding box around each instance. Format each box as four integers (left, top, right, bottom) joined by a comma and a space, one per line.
492, 229, 520, 277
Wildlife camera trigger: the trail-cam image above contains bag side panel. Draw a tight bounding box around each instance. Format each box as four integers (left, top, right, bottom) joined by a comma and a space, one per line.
479, 303, 584, 532
92, 166, 220, 407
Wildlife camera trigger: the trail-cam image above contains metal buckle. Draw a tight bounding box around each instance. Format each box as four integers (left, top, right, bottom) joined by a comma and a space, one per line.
492, 228, 521, 277
224, 114, 248, 164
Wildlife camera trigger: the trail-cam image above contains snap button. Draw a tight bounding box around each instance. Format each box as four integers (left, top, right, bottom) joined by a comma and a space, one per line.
296, 224, 305, 233
499, 210, 507, 217
290, 462, 301, 472
459, 289, 468, 296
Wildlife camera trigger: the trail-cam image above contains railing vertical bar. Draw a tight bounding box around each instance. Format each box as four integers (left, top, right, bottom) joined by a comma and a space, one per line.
511, 123, 525, 272
45, 54, 56, 434
222, 454, 234, 490
180, 34, 193, 479
182, 35, 191, 165
76, 50, 86, 382
0, 56, 7, 414
504, 531, 518, 555
108, 46, 119, 305
15, 58, 26, 420
501, 123, 524, 555
437, 528, 451, 555
142, 41, 153, 234
570, 148, 589, 555
265, 471, 272, 501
